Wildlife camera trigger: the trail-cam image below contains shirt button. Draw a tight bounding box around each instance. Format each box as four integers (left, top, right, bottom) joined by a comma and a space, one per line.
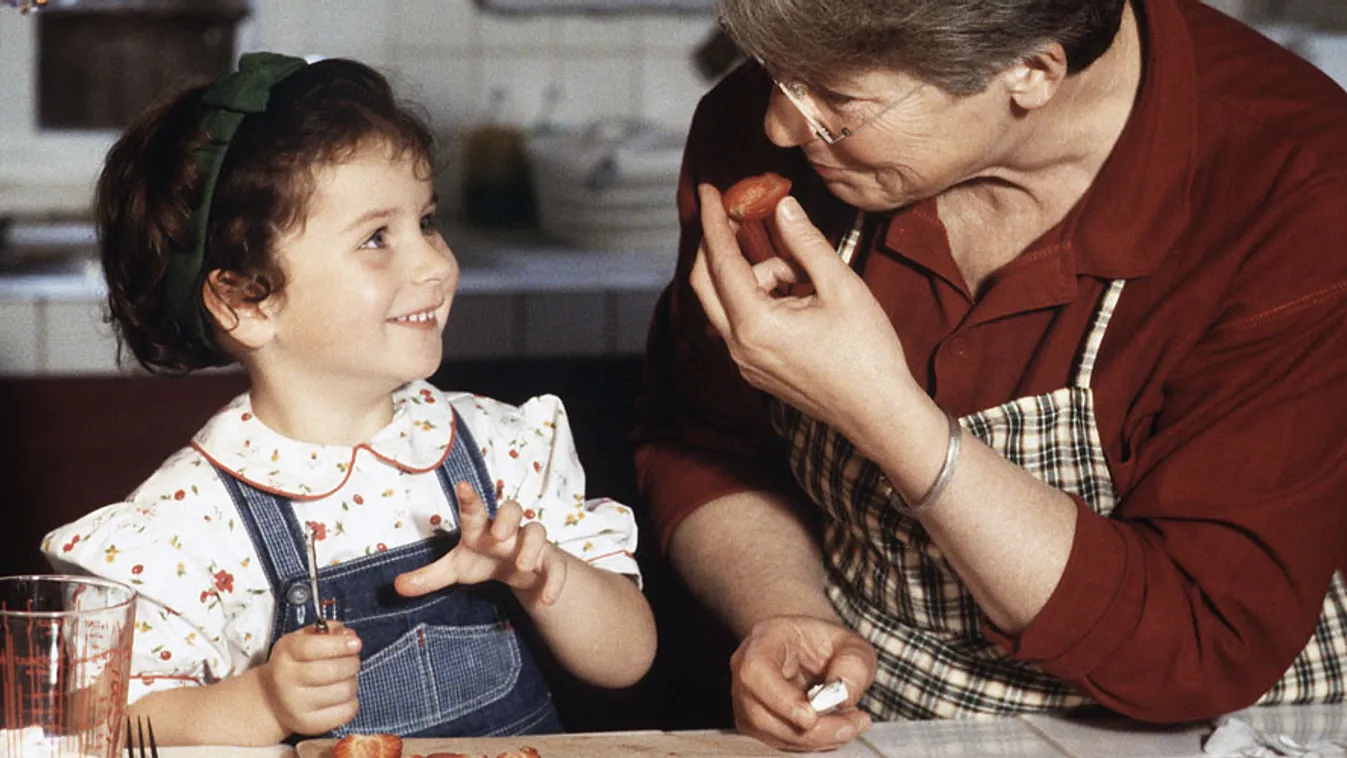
947, 336, 970, 358
285, 582, 311, 606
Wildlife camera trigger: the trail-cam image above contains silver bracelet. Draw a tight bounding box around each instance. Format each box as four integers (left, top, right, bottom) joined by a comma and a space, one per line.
888, 409, 962, 518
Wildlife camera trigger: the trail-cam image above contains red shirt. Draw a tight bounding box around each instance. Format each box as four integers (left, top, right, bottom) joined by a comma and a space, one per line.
634, 0, 1347, 720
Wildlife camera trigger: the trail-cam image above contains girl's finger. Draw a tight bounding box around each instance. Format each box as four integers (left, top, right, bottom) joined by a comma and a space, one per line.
514, 521, 549, 573
455, 481, 489, 541
286, 624, 360, 662
492, 499, 524, 543
304, 689, 361, 719
292, 654, 363, 689
393, 553, 460, 597
538, 547, 568, 606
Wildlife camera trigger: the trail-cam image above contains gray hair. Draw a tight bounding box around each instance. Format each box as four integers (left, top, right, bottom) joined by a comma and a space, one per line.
717, 0, 1127, 94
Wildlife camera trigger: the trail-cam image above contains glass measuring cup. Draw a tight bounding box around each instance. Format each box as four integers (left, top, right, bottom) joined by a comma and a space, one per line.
0, 575, 136, 758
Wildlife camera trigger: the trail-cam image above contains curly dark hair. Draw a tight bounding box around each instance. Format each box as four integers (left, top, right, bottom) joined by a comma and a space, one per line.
718, 0, 1128, 95
96, 58, 436, 375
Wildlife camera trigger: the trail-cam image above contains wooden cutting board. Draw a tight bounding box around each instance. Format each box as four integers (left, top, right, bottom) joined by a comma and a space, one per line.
296, 730, 779, 757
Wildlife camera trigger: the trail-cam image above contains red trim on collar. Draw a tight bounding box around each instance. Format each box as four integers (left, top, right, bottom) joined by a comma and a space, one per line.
192, 408, 458, 502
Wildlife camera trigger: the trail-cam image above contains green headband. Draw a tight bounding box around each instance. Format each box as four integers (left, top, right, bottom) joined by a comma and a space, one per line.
165, 51, 308, 348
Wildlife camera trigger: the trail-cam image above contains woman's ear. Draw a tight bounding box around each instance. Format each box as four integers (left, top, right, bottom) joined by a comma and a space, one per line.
1002, 42, 1069, 111
201, 269, 276, 350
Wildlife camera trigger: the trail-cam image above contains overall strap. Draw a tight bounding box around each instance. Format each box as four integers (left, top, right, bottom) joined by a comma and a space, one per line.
1073, 279, 1127, 389
217, 471, 319, 643
433, 407, 500, 520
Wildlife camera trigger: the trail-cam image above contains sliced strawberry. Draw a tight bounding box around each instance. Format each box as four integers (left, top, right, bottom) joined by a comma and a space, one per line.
722, 172, 793, 222
331, 732, 404, 758
495, 748, 542, 758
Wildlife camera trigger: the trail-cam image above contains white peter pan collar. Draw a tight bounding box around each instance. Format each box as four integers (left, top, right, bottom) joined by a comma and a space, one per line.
191, 380, 456, 500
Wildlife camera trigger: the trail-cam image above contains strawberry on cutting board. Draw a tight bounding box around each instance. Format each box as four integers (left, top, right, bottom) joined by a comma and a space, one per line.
331, 733, 404, 758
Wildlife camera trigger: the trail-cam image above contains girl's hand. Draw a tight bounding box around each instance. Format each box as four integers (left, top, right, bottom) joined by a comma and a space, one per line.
691, 183, 921, 453
259, 621, 362, 737
394, 481, 568, 606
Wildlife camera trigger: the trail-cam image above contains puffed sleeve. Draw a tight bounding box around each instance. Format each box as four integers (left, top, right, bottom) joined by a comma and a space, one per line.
40, 447, 275, 703
452, 392, 642, 583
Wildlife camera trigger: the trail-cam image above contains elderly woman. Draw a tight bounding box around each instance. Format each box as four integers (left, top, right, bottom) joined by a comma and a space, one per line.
633, 0, 1347, 751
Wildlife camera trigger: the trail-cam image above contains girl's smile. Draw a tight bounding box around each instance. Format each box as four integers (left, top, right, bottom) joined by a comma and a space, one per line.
388, 303, 446, 327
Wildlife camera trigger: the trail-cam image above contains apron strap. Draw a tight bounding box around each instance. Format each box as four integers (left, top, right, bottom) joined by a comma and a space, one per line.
1073, 279, 1126, 388
218, 471, 318, 644
218, 405, 504, 648
838, 211, 866, 267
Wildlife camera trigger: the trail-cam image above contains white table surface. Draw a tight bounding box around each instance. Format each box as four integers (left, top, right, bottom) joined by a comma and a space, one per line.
141, 704, 1347, 757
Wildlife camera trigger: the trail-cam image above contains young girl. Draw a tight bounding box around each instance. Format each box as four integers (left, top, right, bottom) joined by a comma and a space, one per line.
41, 52, 656, 747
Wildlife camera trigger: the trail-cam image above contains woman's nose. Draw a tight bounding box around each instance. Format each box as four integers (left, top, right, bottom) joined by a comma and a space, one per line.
764, 89, 817, 148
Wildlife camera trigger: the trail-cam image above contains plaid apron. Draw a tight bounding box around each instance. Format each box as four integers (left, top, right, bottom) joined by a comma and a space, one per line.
769, 223, 1347, 719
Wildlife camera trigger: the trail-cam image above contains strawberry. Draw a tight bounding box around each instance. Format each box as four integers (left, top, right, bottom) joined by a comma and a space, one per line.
331, 732, 403, 758
496, 749, 542, 758
721, 173, 795, 266
722, 172, 793, 222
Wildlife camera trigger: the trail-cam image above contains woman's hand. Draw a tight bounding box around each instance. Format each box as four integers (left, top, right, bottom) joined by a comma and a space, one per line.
690, 183, 920, 451
731, 615, 877, 751
394, 481, 568, 606
259, 621, 363, 737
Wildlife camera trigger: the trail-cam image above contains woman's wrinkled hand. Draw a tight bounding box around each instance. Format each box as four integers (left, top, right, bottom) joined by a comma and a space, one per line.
730, 615, 877, 751
690, 183, 919, 449
393, 481, 567, 606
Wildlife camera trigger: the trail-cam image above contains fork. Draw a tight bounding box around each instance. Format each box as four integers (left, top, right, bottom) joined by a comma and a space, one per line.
125, 715, 159, 758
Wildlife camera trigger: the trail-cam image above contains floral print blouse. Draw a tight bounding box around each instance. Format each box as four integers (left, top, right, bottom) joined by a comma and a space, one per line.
42, 380, 640, 703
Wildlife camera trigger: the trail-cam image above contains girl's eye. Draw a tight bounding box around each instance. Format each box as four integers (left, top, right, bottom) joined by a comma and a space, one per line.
359, 228, 389, 250
420, 212, 440, 235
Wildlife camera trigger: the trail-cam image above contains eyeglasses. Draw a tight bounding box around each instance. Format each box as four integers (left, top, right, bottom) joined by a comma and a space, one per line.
764, 65, 926, 146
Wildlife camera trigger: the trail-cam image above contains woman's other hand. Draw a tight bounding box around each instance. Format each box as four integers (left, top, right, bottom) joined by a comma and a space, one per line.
394, 481, 568, 606
731, 614, 876, 751
690, 183, 920, 454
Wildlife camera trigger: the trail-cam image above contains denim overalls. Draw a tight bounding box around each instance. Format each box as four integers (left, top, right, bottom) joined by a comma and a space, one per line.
218, 410, 560, 738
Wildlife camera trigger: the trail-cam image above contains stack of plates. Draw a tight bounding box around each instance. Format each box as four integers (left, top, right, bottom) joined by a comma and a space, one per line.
527, 121, 685, 252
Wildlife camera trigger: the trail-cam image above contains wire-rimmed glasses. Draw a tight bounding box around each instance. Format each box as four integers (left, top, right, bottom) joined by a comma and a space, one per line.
763, 61, 926, 145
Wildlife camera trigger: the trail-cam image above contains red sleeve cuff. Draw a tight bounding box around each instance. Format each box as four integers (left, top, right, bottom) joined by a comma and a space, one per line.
984, 497, 1143, 681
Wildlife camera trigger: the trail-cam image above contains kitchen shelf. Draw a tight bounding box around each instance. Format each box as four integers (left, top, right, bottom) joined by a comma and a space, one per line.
0, 226, 678, 375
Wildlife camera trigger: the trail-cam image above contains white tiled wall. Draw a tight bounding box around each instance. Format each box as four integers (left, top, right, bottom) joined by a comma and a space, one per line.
1238, 0, 1347, 29
0, 297, 126, 376
238, 0, 720, 219
0, 302, 41, 376
0, 1, 721, 217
